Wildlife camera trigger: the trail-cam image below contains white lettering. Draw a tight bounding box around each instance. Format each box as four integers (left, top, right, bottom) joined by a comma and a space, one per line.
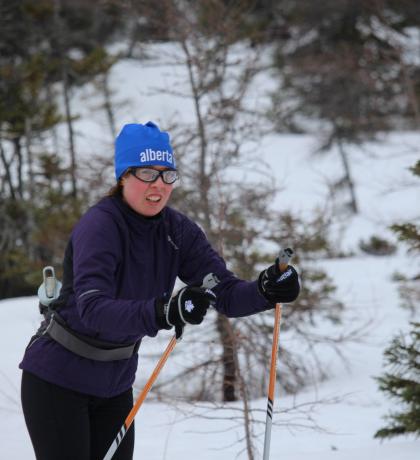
277, 268, 292, 283
139, 149, 174, 165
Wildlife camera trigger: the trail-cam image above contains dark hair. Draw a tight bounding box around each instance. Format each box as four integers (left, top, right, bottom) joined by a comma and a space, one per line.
107, 181, 123, 197
106, 170, 130, 197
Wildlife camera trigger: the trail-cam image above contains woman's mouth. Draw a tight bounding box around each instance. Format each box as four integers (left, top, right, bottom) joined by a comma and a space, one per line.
146, 195, 162, 203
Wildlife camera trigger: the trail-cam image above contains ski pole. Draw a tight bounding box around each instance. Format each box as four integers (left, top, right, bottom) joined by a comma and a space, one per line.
103, 335, 178, 460
103, 274, 217, 460
262, 247, 293, 460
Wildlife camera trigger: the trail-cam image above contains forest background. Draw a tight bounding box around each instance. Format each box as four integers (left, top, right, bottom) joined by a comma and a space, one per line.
0, 1, 419, 459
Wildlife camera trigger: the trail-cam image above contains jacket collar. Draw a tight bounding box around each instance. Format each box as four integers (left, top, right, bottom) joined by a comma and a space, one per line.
109, 195, 165, 229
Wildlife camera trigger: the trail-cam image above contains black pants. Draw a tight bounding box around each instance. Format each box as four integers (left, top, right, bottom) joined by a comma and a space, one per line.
21, 371, 134, 460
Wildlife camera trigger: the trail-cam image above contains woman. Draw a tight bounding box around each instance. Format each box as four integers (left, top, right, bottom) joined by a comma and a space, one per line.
20, 121, 300, 460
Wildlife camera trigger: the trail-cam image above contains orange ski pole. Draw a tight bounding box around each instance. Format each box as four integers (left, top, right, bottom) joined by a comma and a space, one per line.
103, 271, 218, 460
262, 247, 293, 460
103, 335, 178, 460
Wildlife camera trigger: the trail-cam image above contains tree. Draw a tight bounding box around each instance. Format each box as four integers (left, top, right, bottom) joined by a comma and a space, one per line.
0, 0, 124, 298
47, 0, 124, 198
128, 0, 347, 399
155, 2, 271, 457
268, 0, 420, 215
391, 159, 420, 313
375, 322, 420, 439
375, 159, 420, 439
123, 3, 349, 458
157, 0, 271, 409
0, 1, 63, 298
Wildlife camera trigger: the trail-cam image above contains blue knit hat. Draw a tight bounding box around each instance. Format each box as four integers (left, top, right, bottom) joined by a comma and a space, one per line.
114, 121, 176, 180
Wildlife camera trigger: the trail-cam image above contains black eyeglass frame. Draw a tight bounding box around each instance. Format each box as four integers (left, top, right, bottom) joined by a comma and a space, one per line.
129, 167, 179, 185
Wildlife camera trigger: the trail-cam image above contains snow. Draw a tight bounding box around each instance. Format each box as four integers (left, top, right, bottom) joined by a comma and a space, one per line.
1, 44, 419, 459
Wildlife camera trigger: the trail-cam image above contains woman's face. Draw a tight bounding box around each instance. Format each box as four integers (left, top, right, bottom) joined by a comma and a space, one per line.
121, 167, 174, 216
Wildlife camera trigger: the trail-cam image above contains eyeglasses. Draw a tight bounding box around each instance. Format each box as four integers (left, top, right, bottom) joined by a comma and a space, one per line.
129, 168, 179, 185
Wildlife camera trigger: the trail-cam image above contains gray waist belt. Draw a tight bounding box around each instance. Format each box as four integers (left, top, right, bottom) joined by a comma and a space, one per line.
45, 315, 140, 362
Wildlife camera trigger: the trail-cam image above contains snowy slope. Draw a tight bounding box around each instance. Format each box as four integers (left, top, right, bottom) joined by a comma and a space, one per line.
1, 133, 419, 458
1, 46, 419, 459
1, 226, 419, 460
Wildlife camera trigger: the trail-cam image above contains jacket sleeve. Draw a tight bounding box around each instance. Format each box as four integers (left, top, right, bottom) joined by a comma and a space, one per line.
71, 208, 159, 339
178, 219, 269, 317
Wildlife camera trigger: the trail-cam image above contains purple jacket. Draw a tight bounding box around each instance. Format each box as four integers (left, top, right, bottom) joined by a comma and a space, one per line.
20, 196, 268, 397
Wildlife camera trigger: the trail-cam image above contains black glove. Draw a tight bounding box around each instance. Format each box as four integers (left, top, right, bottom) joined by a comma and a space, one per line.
155, 286, 216, 331
258, 262, 300, 306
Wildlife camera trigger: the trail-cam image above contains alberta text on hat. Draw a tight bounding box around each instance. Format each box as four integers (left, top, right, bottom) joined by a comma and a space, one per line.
140, 148, 174, 165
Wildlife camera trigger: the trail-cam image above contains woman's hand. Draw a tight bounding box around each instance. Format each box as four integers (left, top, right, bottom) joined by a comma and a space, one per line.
257, 263, 300, 306
155, 286, 216, 330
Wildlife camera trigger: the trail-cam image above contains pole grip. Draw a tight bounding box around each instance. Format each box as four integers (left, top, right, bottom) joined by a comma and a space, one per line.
278, 247, 293, 272
38, 266, 62, 307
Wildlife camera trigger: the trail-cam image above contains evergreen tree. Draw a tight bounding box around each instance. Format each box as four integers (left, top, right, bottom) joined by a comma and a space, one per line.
0, 0, 124, 298
391, 159, 420, 313
375, 322, 420, 439
375, 159, 420, 439
392, 160, 420, 256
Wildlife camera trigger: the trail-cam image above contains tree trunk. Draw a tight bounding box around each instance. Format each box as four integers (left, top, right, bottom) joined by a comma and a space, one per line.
24, 117, 35, 197
216, 314, 237, 401
62, 77, 77, 199
217, 314, 256, 459
24, 117, 36, 260
0, 135, 16, 200
54, 0, 77, 199
101, 71, 117, 140
179, 36, 239, 404
181, 39, 212, 231
337, 139, 358, 214
13, 137, 23, 199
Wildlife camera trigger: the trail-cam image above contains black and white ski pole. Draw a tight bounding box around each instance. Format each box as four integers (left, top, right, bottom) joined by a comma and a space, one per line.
262, 247, 293, 460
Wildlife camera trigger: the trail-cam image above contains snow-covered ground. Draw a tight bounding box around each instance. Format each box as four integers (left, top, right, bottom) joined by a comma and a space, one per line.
1, 133, 418, 458
1, 46, 419, 459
